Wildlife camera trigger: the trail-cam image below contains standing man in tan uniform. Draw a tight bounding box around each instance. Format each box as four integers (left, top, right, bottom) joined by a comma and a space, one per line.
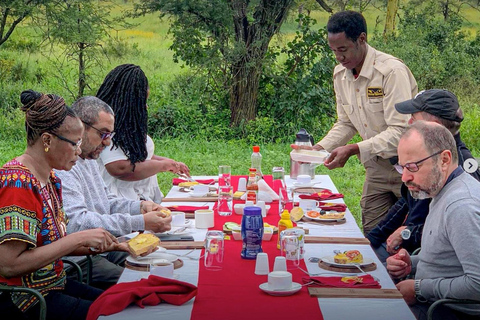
293, 11, 417, 233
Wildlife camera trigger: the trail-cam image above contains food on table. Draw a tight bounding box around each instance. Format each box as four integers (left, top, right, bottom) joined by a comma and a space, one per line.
160, 208, 171, 217
334, 250, 364, 264
127, 233, 160, 257
264, 222, 275, 229
306, 210, 320, 218
224, 222, 241, 231
233, 191, 245, 199
178, 181, 199, 187
318, 211, 345, 219
289, 207, 304, 221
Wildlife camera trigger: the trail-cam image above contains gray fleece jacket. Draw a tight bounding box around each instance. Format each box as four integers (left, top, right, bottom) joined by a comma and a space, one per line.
413, 169, 480, 315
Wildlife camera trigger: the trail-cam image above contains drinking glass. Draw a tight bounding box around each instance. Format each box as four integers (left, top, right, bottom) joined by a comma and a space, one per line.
204, 230, 225, 271
272, 166, 286, 191
218, 165, 231, 187
217, 185, 233, 216
280, 228, 305, 270
278, 187, 293, 216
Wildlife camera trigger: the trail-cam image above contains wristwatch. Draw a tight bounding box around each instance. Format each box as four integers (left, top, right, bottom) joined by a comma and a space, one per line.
414, 279, 428, 303
401, 227, 412, 241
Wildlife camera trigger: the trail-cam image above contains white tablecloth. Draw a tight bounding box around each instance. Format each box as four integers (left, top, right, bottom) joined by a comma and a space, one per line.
103, 175, 415, 320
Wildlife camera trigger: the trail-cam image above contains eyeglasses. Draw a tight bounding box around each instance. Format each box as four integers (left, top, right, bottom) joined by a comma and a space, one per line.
82, 121, 115, 140
50, 132, 82, 151
394, 150, 444, 174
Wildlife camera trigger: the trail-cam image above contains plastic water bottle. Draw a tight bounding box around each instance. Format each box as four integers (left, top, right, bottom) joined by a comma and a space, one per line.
251, 146, 262, 179
241, 206, 264, 259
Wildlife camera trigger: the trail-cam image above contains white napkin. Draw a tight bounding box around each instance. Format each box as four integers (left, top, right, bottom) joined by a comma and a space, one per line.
239, 179, 279, 203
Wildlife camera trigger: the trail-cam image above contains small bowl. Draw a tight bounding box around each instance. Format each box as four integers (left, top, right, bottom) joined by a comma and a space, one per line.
263, 227, 273, 241
232, 231, 242, 240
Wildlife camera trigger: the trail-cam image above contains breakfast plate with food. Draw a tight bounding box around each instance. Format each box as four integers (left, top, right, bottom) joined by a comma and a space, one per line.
304, 210, 346, 222
321, 250, 373, 268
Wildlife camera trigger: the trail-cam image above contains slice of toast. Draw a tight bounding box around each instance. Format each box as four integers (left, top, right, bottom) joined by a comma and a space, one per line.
127, 233, 160, 257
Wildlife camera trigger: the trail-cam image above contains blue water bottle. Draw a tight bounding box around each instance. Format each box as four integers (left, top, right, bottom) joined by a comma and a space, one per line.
241, 206, 264, 259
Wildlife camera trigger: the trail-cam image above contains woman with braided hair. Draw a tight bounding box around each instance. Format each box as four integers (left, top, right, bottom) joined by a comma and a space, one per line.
96, 64, 190, 202
0, 90, 129, 319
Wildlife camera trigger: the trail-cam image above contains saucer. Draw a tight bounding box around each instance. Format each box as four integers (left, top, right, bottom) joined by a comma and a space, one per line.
292, 182, 318, 188
259, 282, 302, 296
171, 219, 192, 228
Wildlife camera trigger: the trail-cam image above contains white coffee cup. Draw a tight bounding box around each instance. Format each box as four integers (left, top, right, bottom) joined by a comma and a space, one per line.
171, 211, 186, 227
296, 174, 311, 185
192, 184, 209, 196
299, 199, 320, 212
267, 271, 292, 291
150, 260, 174, 278
195, 209, 214, 228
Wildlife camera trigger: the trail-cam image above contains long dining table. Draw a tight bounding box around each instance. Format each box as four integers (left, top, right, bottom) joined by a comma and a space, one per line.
102, 175, 416, 320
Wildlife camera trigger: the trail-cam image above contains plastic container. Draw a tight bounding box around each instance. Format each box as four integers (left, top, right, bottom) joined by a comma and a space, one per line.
277, 210, 294, 249
290, 149, 330, 164
241, 206, 264, 259
251, 146, 263, 179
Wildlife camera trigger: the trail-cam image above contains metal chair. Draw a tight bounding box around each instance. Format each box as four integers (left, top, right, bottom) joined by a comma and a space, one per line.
0, 257, 85, 320
427, 298, 480, 320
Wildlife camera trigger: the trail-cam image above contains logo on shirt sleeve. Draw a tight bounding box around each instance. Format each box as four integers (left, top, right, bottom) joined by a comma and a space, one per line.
367, 87, 384, 98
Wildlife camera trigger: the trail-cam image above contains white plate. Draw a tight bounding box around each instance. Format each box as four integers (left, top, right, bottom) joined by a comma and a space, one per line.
126, 251, 176, 265
303, 211, 345, 222
259, 282, 302, 296
321, 256, 374, 268
292, 182, 318, 188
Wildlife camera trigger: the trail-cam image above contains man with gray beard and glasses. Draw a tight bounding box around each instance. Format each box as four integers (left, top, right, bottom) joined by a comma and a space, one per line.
386, 121, 480, 320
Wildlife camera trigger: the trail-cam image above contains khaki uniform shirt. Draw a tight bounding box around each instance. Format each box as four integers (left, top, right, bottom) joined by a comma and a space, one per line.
318, 44, 418, 164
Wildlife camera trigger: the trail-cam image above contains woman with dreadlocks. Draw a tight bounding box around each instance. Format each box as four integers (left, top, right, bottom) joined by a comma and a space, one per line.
96, 64, 190, 203
0, 90, 126, 319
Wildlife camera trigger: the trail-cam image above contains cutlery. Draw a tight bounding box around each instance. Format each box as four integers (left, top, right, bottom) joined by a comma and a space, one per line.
168, 227, 188, 235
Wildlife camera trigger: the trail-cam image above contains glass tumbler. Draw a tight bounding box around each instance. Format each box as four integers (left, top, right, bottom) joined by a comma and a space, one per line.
280, 228, 305, 270
217, 185, 233, 216
218, 165, 231, 187
204, 230, 225, 271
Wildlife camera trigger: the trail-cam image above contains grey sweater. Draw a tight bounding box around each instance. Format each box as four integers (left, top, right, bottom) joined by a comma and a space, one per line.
413, 170, 480, 314
55, 158, 144, 236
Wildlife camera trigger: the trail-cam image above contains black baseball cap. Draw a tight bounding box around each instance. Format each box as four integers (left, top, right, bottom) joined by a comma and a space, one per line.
395, 89, 463, 122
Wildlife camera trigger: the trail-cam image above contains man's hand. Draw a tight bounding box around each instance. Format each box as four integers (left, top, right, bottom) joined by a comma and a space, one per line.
140, 200, 162, 214
386, 249, 412, 279
386, 226, 407, 254
143, 211, 172, 233
77, 228, 118, 252
396, 280, 416, 305
324, 144, 359, 170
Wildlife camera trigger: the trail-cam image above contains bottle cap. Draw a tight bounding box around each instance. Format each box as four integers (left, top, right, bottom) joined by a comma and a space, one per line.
280, 210, 291, 220
249, 168, 257, 172
253, 146, 260, 152
244, 206, 262, 216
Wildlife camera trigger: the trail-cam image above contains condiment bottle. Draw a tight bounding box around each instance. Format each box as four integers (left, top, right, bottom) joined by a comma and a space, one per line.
251, 146, 263, 180
246, 168, 258, 204
241, 206, 264, 259
277, 209, 293, 249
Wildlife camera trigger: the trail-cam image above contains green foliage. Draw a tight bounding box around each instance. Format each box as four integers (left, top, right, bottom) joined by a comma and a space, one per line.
371, 0, 480, 93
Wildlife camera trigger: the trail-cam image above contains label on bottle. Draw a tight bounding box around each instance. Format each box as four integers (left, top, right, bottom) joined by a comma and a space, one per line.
246, 190, 257, 203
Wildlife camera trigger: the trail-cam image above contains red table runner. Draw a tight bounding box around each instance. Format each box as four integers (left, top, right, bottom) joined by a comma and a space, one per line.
190, 175, 323, 320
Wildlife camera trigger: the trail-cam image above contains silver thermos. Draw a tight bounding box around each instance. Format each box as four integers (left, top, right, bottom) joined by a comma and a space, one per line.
290, 128, 316, 179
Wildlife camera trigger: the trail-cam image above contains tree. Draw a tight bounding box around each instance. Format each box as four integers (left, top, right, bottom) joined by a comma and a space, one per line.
40, 0, 127, 98
0, 0, 43, 47
134, 0, 295, 126
383, 0, 399, 39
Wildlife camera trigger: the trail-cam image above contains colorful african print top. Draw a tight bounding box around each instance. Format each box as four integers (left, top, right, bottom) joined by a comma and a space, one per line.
0, 159, 67, 311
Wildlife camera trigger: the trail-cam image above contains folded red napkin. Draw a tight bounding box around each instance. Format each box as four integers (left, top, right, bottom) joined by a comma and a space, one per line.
87, 275, 197, 320
317, 202, 347, 212
299, 189, 344, 200
172, 178, 215, 186
303, 274, 380, 288
164, 205, 209, 213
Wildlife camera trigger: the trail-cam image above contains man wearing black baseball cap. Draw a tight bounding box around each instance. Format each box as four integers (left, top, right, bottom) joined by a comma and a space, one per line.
368, 89, 480, 263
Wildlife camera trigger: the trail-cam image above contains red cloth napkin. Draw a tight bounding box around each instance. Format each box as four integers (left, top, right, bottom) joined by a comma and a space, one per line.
303, 274, 380, 288
86, 275, 198, 320
172, 178, 215, 186
299, 189, 344, 200
164, 205, 209, 213
317, 202, 347, 212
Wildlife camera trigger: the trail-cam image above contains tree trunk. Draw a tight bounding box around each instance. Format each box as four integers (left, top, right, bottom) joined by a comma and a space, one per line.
383, 0, 398, 39
229, 0, 294, 126
78, 42, 86, 98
